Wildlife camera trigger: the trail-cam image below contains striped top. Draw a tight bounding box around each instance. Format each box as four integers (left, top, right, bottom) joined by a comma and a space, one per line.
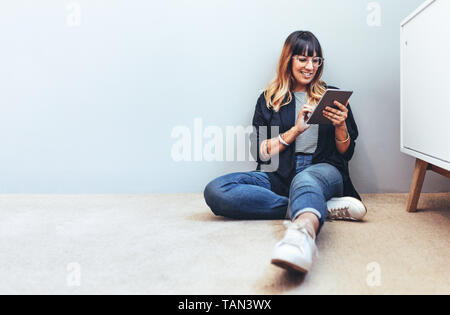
294, 91, 318, 154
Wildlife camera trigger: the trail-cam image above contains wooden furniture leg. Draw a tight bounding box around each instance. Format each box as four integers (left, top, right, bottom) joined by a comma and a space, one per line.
427, 164, 450, 179
406, 158, 428, 212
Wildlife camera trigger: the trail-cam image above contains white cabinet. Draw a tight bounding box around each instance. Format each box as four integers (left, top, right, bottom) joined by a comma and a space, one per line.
400, 0, 450, 212
400, 0, 450, 171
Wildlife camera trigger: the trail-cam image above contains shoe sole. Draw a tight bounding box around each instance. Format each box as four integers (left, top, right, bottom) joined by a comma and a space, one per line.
271, 258, 309, 274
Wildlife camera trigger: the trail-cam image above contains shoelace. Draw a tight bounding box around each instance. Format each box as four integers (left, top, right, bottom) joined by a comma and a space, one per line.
327, 206, 351, 219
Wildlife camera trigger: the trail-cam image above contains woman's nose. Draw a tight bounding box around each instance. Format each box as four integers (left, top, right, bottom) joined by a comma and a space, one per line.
305, 60, 314, 70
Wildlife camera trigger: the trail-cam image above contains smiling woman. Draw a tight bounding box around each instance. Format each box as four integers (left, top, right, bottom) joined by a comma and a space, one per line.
203, 30, 366, 275
264, 31, 327, 112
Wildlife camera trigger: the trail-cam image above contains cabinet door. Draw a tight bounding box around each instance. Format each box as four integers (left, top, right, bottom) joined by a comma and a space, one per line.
401, 0, 450, 164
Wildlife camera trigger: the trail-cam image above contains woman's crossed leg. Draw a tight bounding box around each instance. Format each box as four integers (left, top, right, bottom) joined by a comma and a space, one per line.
203, 171, 289, 220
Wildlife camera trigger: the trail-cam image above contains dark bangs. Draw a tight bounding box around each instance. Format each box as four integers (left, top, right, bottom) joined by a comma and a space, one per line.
290, 31, 323, 57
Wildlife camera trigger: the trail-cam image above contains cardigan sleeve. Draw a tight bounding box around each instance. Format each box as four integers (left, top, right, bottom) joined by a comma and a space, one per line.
249, 93, 272, 166
339, 103, 359, 161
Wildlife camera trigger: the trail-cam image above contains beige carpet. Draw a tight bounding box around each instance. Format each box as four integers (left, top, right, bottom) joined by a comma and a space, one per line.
0, 193, 449, 295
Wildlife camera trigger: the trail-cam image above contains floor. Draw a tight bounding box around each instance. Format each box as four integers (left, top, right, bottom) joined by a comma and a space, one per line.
0, 193, 449, 295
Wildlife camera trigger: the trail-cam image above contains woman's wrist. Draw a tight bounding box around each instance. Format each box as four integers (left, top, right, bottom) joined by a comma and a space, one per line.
292, 125, 303, 137
335, 125, 349, 142
278, 134, 290, 146
335, 132, 350, 143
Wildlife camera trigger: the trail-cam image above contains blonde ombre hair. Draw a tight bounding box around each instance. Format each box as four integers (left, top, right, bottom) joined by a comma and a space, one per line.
264, 31, 327, 112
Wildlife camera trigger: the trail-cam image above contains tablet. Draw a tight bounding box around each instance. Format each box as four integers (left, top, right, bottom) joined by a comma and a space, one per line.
306, 89, 353, 125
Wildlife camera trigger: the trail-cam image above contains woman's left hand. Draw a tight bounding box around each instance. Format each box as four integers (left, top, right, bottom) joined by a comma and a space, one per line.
322, 100, 349, 128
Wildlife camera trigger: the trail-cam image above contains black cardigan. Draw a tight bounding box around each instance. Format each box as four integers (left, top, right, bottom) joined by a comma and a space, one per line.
249, 85, 361, 200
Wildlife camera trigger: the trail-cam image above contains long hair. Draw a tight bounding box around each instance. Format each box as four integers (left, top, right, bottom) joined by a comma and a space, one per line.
264, 31, 327, 112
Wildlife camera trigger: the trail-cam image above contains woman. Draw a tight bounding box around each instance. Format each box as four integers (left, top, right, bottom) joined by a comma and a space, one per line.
203, 31, 367, 274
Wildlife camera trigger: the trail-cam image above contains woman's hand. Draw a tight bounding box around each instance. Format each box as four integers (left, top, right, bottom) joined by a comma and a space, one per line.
323, 100, 349, 128
295, 104, 315, 134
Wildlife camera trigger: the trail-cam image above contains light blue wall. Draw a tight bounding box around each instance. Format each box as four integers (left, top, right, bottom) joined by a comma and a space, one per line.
0, 0, 448, 193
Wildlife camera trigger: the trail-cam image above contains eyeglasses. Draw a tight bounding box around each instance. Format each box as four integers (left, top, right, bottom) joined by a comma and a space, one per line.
292, 55, 324, 67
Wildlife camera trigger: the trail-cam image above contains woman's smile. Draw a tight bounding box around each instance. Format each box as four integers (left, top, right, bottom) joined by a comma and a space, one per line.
295, 68, 316, 84
300, 70, 313, 79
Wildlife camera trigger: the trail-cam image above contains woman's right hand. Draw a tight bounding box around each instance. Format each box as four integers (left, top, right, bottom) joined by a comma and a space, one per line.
295, 104, 315, 134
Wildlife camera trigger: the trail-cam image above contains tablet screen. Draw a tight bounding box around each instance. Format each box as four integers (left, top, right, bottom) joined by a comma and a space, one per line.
306, 89, 353, 125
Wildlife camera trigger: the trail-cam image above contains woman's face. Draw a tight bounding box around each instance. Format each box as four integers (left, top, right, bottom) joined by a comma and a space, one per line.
291, 51, 320, 89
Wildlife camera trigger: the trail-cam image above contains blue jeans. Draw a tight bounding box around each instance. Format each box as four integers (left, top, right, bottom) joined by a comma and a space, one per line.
203, 154, 344, 231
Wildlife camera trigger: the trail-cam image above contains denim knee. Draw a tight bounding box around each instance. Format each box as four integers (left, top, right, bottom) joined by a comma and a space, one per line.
288, 175, 328, 229
203, 180, 224, 216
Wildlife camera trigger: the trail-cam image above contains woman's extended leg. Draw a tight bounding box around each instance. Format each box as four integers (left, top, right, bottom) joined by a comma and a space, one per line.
203, 171, 289, 220
271, 163, 343, 273
288, 163, 344, 233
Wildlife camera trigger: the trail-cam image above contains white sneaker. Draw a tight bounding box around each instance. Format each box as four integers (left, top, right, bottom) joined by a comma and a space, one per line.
327, 197, 367, 221
271, 221, 318, 273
